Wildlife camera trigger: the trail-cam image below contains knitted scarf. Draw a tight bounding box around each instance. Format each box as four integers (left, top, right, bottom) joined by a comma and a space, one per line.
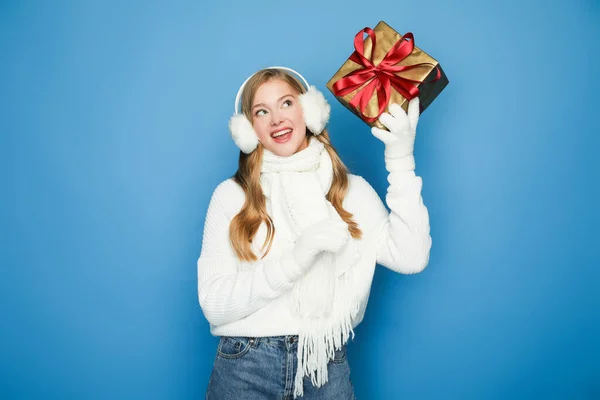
260, 137, 362, 398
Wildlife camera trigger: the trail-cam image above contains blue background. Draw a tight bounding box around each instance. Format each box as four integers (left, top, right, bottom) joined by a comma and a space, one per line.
2, 0, 599, 398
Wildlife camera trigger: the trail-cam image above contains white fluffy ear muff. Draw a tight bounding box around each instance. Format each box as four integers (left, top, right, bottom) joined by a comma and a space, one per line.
229, 113, 259, 154
299, 85, 330, 135
229, 66, 331, 154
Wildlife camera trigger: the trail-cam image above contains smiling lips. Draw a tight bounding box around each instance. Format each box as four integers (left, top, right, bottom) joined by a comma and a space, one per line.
271, 128, 293, 143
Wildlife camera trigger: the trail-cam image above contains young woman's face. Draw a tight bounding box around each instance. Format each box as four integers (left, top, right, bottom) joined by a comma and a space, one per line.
251, 78, 308, 157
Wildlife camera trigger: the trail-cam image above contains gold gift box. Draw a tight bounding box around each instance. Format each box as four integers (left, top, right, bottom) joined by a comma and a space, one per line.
326, 21, 449, 130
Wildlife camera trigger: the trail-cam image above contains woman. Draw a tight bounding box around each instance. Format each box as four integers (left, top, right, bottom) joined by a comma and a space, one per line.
197, 67, 431, 399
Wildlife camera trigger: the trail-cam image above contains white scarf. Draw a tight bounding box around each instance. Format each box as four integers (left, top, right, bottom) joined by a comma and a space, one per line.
260, 138, 362, 398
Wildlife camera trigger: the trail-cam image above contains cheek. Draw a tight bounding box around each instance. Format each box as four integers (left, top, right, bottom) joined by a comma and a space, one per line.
252, 118, 270, 141
290, 106, 305, 126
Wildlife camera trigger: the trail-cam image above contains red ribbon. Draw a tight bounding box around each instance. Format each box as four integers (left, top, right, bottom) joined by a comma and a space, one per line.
332, 28, 441, 122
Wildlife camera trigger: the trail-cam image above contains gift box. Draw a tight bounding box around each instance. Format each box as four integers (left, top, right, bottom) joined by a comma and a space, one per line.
326, 21, 449, 129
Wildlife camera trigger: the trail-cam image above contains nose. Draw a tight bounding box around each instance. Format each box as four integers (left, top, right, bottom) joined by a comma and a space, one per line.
270, 110, 284, 126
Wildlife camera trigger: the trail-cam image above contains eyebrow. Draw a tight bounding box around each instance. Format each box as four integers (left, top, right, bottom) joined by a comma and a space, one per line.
252, 94, 294, 110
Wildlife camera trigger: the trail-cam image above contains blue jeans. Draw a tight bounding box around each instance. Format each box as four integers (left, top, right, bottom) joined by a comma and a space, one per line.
206, 335, 356, 400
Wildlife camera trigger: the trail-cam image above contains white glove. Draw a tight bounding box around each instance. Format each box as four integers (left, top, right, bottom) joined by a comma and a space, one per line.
371, 97, 420, 171
292, 219, 351, 269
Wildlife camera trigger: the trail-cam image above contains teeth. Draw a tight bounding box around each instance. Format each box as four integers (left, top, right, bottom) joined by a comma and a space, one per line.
272, 128, 292, 138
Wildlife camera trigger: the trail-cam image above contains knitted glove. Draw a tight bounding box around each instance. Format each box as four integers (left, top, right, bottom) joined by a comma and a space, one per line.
371, 97, 420, 173
292, 219, 351, 269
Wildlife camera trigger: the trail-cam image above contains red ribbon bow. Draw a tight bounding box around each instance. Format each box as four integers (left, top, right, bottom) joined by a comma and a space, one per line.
332, 28, 441, 123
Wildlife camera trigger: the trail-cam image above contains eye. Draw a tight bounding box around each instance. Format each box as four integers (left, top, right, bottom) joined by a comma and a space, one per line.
282, 99, 293, 107
255, 109, 267, 117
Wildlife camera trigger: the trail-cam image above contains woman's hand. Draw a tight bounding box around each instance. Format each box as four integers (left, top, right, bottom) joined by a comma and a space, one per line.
292, 219, 350, 269
371, 97, 420, 160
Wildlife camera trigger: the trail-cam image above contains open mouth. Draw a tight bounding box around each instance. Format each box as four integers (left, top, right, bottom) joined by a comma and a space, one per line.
271, 128, 293, 143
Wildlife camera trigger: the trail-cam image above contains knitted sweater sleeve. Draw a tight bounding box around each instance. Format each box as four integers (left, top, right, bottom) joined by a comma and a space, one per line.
196, 180, 306, 327
358, 158, 432, 274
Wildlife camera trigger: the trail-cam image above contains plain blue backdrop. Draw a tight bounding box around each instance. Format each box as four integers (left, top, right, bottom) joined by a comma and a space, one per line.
2, 0, 599, 399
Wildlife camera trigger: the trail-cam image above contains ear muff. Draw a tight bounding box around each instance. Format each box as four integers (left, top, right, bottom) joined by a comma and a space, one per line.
229, 113, 259, 155
228, 66, 331, 154
299, 85, 331, 136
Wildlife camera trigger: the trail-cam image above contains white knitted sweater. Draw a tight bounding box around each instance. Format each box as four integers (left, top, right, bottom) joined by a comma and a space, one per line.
196, 156, 431, 337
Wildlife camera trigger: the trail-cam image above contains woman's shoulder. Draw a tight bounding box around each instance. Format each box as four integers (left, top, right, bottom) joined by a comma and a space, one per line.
208, 178, 245, 216
346, 173, 379, 198
345, 173, 388, 222
212, 177, 243, 197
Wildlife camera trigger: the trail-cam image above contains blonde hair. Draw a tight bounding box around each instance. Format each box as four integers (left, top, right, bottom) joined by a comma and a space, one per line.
230, 68, 362, 261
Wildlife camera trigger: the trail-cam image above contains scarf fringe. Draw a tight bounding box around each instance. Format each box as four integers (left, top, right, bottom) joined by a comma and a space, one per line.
292, 265, 361, 398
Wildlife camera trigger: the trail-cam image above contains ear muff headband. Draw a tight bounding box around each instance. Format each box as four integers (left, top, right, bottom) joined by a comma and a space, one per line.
233, 66, 311, 115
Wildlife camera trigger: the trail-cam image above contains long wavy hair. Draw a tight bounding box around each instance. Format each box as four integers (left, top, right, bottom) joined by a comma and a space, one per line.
230, 68, 362, 261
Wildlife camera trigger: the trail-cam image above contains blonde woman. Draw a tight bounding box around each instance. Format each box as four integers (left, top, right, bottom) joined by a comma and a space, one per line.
197, 67, 431, 400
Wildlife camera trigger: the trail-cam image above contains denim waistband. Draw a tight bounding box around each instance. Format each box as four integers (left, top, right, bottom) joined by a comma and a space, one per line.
223, 334, 300, 348
258, 335, 299, 345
